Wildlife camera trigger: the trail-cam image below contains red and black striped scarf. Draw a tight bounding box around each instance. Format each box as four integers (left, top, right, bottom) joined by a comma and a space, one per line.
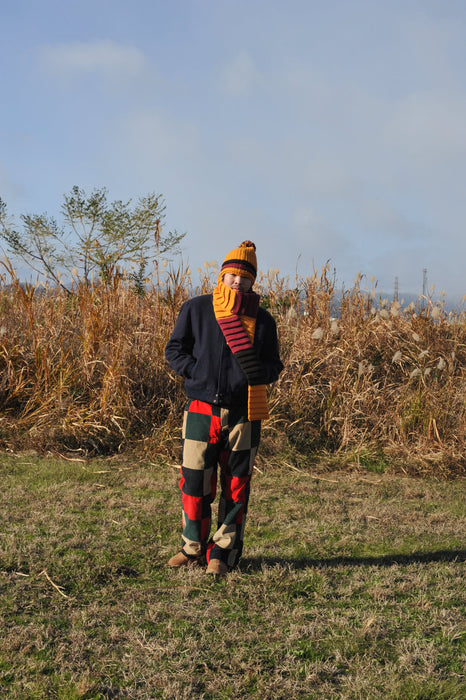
213, 280, 269, 421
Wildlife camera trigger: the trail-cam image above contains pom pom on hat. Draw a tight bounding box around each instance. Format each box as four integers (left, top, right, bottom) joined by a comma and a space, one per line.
220, 240, 257, 284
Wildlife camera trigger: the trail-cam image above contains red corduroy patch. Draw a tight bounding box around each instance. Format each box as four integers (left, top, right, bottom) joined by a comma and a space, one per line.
181, 492, 203, 520
224, 475, 249, 503
189, 399, 213, 416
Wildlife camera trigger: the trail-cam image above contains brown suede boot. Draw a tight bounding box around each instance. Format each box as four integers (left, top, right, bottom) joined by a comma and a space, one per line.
206, 559, 229, 576
167, 551, 201, 568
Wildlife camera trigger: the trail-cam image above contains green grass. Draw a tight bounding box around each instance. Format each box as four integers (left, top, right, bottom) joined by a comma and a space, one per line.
0, 453, 465, 699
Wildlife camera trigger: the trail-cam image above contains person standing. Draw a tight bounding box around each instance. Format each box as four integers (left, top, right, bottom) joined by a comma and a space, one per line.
165, 241, 283, 575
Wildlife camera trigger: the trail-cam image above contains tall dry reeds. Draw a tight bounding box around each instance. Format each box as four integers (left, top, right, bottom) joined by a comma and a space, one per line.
0, 262, 465, 475
266, 266, 466, 476
0, 264, 191, 454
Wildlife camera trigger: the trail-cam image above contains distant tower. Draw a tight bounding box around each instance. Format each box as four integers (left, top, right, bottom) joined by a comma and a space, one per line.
393, 276, 399, 302
422, 268, 428, 297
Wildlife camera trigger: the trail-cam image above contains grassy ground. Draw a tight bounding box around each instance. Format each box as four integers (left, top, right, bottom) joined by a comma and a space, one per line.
0, 453, 465, 699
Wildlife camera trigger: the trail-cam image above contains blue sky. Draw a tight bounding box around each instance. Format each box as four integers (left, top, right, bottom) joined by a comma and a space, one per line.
2, 0, 466, 301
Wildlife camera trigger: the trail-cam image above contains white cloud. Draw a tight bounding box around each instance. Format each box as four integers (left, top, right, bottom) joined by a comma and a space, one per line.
40, 39, 146, 81
292, 206, 321, 230
358, 200, 425, 243
221, 50, 263, 96
300, 159, 363, 200
116, 109, 201, 163
291, 206, 350, 263
95, 108, 202, 202
401, 14, 465, 87
384, 90, 466, 162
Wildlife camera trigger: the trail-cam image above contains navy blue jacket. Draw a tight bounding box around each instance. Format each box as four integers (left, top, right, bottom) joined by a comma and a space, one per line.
165, 294, 283, 408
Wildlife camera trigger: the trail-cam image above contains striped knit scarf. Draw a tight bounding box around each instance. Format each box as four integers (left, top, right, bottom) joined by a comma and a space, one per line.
213, 280, 269, 421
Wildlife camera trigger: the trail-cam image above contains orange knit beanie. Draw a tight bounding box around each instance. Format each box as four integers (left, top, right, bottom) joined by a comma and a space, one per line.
219, 240, 257, 285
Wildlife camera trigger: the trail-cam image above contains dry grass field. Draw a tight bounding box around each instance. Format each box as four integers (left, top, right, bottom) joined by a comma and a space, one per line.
0, 262, 465, 476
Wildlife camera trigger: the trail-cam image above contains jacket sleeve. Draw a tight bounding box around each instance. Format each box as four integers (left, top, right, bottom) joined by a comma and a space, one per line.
164, 302, 196, 379
258, 313, 284, 384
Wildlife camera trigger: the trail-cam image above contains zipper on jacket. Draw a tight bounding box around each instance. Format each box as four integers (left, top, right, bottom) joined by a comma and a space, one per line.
214, 341, 225, 405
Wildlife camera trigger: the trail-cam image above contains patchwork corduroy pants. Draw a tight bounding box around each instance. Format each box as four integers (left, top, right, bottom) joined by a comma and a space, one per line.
179, 399, 261, 569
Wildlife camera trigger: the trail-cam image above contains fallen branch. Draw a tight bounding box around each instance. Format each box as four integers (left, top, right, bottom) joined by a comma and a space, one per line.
39, 569, 69, 598
282, 461, 339, 482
